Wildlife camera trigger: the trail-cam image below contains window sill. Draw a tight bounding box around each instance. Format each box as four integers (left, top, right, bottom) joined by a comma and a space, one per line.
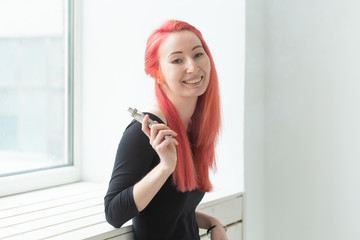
0, 166, 81, 197
0, 182, 242, 240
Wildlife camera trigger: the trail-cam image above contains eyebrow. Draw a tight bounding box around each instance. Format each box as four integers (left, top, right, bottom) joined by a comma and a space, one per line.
168, 45, 204, 58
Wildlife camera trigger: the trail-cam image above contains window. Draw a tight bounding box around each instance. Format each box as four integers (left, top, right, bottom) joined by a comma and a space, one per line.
0, 0, 77, 195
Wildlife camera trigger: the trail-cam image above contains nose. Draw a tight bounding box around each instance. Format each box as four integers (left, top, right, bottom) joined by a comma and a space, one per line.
186, 59, 198, 73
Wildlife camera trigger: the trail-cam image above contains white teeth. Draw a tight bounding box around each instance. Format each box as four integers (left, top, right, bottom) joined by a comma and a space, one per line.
184, 77, 202, 84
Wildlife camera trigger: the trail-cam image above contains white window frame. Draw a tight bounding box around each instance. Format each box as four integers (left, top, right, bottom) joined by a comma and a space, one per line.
0, 0, 81, 197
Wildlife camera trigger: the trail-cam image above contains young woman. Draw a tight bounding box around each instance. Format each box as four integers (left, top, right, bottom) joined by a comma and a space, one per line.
104, 19, 227, 240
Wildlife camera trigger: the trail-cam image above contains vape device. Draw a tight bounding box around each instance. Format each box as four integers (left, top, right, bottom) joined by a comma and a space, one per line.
128, 107, 156, 128
128, 107, 172, 139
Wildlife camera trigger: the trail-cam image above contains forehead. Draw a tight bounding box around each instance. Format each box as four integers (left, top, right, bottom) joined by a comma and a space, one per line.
158, 30, 202, 56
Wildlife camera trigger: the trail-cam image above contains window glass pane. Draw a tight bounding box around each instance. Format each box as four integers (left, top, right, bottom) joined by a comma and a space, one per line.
0, 0, 71, 176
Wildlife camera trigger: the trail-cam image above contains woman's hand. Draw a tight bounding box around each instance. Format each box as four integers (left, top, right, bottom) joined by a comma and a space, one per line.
195, 211, 228, 240
209, 224, 228, 240
141, 114, 178, 173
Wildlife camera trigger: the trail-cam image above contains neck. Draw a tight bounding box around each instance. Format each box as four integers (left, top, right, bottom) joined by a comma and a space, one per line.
148, 94, 197, 130
167, 95, 197, 130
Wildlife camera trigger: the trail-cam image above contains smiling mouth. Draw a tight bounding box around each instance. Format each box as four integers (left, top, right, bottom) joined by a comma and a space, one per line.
183, 76, 203, 84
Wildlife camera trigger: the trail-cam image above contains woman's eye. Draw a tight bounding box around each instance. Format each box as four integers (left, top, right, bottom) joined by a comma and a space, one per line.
194, 52, 203, 58
172, 59, 183, 64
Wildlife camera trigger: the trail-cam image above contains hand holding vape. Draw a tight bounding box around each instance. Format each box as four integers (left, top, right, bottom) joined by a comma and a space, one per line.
128, 107, 172, 139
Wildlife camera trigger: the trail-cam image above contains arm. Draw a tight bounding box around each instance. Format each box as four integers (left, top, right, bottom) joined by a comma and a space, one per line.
195, 211, 228, 240
104, 114, 178, 227
133, 114, 178, 211
104, 120, 154, 228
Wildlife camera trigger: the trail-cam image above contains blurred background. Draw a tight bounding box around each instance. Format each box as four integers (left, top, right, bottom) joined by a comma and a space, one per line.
1, 0, 360, 239
0, 0, 70, 175
245, 0, 360, 240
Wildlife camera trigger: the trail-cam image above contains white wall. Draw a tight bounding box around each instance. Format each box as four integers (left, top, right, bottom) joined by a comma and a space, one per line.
78, 0, 245, 192
244, 0, 265, 239
245, 0, 360, 240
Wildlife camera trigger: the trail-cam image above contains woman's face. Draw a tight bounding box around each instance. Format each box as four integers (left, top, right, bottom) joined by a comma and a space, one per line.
157, 30, 211, 102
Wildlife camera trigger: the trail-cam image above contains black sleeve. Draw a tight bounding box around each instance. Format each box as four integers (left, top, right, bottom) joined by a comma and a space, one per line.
104, 118, 159, 228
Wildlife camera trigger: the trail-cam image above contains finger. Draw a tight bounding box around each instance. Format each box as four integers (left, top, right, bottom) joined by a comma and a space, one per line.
141, 114, 151, 138
149, 122, 170, 131
149, 123, 170, 143
151, 129, 177, 147
154, 138, 179, 152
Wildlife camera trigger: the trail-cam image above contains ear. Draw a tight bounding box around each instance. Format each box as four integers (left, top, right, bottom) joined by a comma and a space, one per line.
158, 81, 169, 94
156, 77, 163, 84
155, 68, 165, 84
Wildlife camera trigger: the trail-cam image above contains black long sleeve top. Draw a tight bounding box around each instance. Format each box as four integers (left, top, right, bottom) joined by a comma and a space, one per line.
104, 113, 205, 240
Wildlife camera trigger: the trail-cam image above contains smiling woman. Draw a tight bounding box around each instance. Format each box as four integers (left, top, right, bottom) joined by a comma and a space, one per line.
158, 31, 211, 102
104, 20, 227, 240
80, 0, 244, 196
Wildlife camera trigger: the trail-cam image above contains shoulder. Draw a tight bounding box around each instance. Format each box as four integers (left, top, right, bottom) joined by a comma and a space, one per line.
144, 104, 167, 125
116, 120, 157, 169
121, 120, 147, 147
119, 103, 166, 151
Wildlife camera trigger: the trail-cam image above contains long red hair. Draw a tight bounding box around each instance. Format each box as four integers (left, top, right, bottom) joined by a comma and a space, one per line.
144, 20, 221, 192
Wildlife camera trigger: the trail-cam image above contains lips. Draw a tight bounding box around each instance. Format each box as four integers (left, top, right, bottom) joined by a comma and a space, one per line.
183, 76, 203, 84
